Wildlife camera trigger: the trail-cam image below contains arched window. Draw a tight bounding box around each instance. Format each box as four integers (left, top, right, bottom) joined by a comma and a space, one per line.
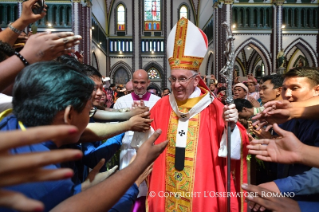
147, 67, 161, 79
179, 5, 188, 19
114, 68, 129, 85
144, 0, 161, 31
117, 4, 125, 31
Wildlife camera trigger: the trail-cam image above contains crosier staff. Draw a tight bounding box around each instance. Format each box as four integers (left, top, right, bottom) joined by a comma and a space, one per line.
219, 21, 235, 212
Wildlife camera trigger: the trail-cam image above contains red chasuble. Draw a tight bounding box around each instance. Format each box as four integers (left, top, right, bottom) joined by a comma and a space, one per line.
146, 89, 249, 212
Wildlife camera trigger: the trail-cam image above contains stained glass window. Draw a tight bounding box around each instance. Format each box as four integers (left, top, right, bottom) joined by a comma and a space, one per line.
180, 5, 188, 19
117, 4, 125, 31
144, 0, 161, 31
147, 67, 161, 79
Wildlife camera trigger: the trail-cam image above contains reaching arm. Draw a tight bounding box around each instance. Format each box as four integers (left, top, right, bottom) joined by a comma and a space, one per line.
93, 107, 149, 122
51, 129, 168, 212
0, 32, 81, 91
0, 0, 46, 46
248, 124, 319, 168
79, 113, 152, 143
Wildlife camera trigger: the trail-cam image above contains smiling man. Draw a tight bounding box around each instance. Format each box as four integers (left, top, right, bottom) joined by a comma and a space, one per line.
147, 17, 248, 212
253, 67, 319, 212
113, 69, 160, 211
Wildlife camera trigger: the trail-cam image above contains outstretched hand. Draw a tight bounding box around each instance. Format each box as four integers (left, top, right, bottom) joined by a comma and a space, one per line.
128, 112, 153, 132
242, 184, 301, 212
135, 129, 168, 167
20, 32, 82, 64
0, 125, 83, 212
247, 123, 303, 164
252, 100, 293, 130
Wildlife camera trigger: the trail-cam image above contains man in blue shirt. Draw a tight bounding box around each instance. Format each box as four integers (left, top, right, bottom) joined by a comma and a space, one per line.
255, 67, 319, 211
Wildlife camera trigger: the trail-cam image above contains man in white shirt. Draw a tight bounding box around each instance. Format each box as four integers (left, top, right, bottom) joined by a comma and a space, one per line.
113, 69, 160, 211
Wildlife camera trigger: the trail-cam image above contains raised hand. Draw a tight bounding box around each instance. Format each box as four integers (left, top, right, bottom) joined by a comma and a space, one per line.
135, 129, 168, 167
20, 0, 47, 25
20, 32, 82, 63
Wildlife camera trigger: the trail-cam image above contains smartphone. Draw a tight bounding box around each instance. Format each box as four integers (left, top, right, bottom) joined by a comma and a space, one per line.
238, 76, 249, 82
32, 0, 44, 14
74, 51, 81, 58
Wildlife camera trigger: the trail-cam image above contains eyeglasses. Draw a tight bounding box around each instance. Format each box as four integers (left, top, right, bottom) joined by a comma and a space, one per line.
168, 74, 198, 84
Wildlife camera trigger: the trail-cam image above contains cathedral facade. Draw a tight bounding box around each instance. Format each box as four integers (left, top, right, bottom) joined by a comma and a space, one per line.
1, 0, 318, 89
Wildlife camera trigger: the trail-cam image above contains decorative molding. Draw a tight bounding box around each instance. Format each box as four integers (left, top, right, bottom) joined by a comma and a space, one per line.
235, 38, 272, 74
109, 61, 133, 80
284, 37, 318, 66
143, 61, 165, 86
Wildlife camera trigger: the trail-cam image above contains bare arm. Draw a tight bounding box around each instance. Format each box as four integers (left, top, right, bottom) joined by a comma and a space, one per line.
0, 32, 81, 91
0, 0, 46, 46
93, 107, 149, 122
79, 112, 153, 143
51, 129, 168, 212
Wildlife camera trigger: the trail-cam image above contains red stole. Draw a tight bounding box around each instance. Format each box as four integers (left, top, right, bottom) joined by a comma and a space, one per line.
147, 95, 248, 212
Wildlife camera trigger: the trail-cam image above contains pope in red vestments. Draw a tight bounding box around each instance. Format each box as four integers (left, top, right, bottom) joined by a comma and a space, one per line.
146, 17, 248, 212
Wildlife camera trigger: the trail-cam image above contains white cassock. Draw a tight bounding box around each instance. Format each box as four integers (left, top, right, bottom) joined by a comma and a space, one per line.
113, 92, 160, 197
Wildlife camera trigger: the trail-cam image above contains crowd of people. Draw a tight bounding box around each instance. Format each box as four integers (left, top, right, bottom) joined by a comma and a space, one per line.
1, 1, 319, 212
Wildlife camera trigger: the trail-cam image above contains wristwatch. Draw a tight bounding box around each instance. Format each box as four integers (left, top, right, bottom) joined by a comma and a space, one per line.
8, 23, 23, 34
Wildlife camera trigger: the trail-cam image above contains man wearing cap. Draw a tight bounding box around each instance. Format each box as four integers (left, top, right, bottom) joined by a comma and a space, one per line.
113, 69, 160, 211
233, 83, 249, 99
147, 18, 248, 211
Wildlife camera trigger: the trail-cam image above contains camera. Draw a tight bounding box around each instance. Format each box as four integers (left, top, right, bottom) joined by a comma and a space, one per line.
32, 0, 44, 14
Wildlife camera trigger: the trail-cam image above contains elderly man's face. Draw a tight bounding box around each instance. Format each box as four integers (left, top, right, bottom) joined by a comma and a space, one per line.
170, 69, 200, 102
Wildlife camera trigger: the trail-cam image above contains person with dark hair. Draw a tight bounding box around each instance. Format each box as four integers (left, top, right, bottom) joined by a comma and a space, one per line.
249, 67, 319, 212
147, 85, 158, 96
234, 99, 254, 130
0, 61, 94, 210
105, 88, 115, 108
216, 86, 226, 104
259, 74, 284, 104
110, 83, 118, 98
161, 87, 170, 97
234, 98, 254, 119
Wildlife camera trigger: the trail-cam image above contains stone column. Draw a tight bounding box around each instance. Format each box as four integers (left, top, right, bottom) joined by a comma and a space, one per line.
275, 0, 284, 70
72, 0, 81, 52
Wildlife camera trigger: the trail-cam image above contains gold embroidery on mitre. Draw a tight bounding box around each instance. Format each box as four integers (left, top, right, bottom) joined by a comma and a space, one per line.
168, 17, 204, 71
179, 18, 186, 26
174, 59, 180, 66
176, 39, 183, 46
193, 60, 199, 67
